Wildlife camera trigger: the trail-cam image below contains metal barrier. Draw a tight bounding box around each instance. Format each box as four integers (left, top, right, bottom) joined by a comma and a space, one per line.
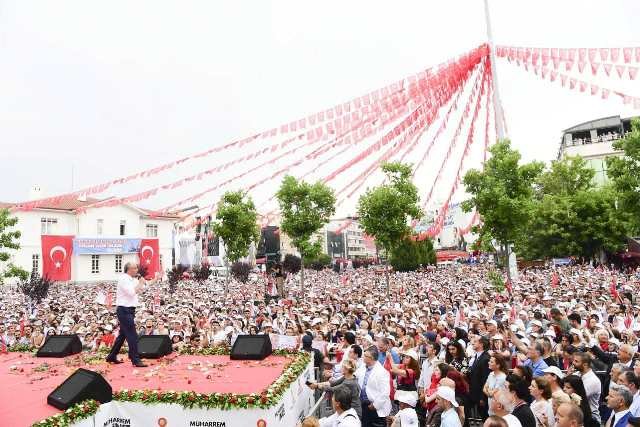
307, 391, 328, 419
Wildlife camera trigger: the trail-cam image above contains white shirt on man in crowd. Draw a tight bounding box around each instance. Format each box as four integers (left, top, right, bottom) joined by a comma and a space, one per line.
580, 368, 602, 424
318, 407, 360, 427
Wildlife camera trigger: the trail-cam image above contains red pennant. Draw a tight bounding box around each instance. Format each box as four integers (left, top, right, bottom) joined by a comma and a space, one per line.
603, 63, 612, 76
590, 84, 599, 96
616, 65, 626, 78
568, 48, 576, 61
579, 81, 587, 92
41, 235, 74, 281
579, 48, 587, 62
560, 74, 568, 87
629, 66, 638, 80
552, 57, 559, 70
551, 48, 559, 59
588, 48, 597, 62
623, 47, 633, 63
610, 48, 620, 63
565, 60, 574, 71
138, 239, 160, 279
601, 88, 610, 100
591, 62, 600, 76
599, 48, 609, 62
578, 61, 586, 73
559, 48, 568, 61
550, 70, 558, 82
570, 78, 577, 90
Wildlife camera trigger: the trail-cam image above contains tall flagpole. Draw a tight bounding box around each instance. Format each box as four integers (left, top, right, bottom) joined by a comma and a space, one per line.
483, 0, 506, 140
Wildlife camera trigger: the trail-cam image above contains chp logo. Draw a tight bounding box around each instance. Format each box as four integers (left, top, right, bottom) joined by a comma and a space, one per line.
256, 420, 267, 427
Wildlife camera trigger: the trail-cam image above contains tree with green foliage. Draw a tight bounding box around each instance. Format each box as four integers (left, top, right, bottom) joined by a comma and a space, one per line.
276, 176, 336, 293
517, 156, 626, 261
211, 191, 260, 296
606, 118, 640, 235
0, 208, 29, 284
535, 156, 595, 197
357, 162, 422, 294
519, 187, 625, 261
462, 140, 544, 278
389, 236, 436, 272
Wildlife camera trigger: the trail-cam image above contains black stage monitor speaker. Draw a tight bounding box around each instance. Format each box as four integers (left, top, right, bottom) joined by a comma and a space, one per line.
37, 334, 82, 358
230, 335, 273, 360
138, 335, 172, 359
47, 368, 112, 410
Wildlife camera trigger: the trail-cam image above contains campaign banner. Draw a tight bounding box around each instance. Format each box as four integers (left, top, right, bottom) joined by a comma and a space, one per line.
73, 238, 141, 255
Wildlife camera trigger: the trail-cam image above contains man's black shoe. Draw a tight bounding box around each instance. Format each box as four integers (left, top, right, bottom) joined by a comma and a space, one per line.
106, 358, 124, 364
132, 361, 148, 367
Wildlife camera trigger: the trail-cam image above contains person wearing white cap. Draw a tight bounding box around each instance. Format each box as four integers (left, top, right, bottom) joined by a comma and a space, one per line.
436, 386, 462, 427
391, 390, 419, 426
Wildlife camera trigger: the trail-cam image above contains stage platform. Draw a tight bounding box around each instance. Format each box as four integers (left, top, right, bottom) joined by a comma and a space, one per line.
0, 351, 313, 426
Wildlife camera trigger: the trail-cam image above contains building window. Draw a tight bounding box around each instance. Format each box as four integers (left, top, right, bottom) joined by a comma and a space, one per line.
119, 220, 126, 236
115, 255, 123, 273
146, 224, 158, 238
91, 255, 100, 274
40, 218, 57, 235
32, 254, 39, 273
97, 219, 104, 235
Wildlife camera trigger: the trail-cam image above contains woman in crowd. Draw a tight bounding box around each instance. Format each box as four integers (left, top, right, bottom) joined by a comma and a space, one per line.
484, 353, 509, 415
562, 375, 599, 427
529, 377, 555, 427
423, 363, 450, 412
392, 349, 421, 392
308, 358, 361, 419
445, 340, 468, 375
30, 324, 46, 348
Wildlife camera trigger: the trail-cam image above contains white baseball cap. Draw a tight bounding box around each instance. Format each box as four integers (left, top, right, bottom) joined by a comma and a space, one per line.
436, 386, 458, 407
395, 390, 418, 407
542, 365, 565, 379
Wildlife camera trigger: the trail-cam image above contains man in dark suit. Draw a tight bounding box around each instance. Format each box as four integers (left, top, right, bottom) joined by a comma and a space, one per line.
467, 336, 491, 421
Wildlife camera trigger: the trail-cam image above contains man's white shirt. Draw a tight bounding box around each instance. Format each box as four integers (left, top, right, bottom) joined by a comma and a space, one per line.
318, 408, 360, 427
115, 274, 139, 307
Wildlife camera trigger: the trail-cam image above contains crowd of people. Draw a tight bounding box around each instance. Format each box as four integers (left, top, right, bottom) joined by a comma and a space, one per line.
1, 263, 640, 427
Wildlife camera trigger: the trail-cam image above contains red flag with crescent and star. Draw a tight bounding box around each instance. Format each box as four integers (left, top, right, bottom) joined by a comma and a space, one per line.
41, 235, 74, 281
138, 238, 159, 279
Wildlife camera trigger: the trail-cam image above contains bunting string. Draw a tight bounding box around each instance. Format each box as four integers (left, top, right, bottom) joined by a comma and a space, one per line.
503, 56, 640, 110
416, 61, 490, 240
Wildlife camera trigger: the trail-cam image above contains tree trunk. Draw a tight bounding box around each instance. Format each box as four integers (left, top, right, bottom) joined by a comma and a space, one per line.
504, 243, 512, 282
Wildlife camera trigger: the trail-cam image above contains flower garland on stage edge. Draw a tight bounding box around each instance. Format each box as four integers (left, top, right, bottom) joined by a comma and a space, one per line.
32, 399, 100, 427
28, 346, 311, 426
113, 347, 311, 410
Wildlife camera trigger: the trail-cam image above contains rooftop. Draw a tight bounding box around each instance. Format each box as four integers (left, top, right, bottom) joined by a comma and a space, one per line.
0, 197, 181, 219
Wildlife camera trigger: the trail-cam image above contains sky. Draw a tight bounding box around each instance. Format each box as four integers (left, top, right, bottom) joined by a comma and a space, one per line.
0, 0, 639, 218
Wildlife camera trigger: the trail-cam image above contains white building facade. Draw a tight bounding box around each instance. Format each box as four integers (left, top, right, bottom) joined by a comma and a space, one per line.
1, 198, 179, 283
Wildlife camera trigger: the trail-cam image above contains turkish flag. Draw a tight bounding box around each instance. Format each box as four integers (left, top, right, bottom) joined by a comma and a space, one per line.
138, 238, 159, 279
41, 235, 74, 281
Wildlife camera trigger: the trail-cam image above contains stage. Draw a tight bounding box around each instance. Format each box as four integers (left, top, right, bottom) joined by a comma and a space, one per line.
0, 351, 314, 426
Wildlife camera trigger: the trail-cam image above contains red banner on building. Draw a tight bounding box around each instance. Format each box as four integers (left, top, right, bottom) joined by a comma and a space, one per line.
41, 235, 74, 281
138, 239, 159, 279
